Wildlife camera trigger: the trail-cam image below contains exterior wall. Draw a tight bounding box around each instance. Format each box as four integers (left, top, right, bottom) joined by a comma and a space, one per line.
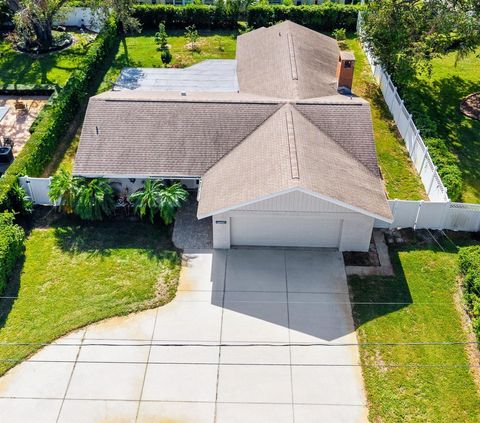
339, 214, 374, 251
212, 193, 374, 251
237, 190, 356, 213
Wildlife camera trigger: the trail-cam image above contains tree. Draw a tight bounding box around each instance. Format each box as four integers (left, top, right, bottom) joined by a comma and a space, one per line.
130, 180, 188, 225
361, 0, 480, 86
73, 178, 115, 221
94, 0, 140, 35
5, 0, 69, 51
184, 24, 199, 51
49, 169, 77, 213
155, 22, 172, 65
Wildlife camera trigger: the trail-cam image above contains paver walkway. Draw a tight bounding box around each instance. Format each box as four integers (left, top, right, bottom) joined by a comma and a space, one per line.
0, 249, 368, 422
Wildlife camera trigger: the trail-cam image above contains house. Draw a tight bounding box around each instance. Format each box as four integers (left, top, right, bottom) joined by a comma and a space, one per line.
73, 21, 393, 251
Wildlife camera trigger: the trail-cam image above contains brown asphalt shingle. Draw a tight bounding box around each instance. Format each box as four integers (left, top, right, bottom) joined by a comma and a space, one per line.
236, 21, 340, 99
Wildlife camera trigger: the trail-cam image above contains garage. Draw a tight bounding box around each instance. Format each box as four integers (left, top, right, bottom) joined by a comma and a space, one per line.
230, 215, 343, 248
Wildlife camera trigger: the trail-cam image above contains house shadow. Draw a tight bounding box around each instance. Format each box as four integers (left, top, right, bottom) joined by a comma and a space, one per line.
206, 247, 414, 342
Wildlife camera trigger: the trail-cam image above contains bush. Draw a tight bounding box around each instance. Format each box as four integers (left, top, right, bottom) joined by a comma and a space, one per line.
0, 18, 118, 212
424, 137, 463, 202
0, 212, 25, 293
246, 4, 361, 33
458, 246, 480, 341
133, 4, 237, 30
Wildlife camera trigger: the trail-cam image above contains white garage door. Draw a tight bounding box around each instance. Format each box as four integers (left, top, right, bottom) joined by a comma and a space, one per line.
230, 215, 343, 248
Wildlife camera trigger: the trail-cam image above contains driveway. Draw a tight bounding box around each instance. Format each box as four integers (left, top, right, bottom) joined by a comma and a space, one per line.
0, 249, 368, 422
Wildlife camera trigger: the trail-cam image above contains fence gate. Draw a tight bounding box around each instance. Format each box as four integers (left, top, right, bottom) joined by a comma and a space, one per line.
19, 176, 54, 206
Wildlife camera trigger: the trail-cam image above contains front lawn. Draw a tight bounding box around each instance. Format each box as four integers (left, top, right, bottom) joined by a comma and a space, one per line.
349, 238, 480, 421
98, 30, 237, 92
0, 217, 180, 376
0, 32, 94, 88
401, 50, 480, 203
346, 38, 427, 200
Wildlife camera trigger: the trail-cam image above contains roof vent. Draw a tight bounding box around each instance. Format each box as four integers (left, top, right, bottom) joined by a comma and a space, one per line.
95, 126, 99, 135
181, 91, 187, 96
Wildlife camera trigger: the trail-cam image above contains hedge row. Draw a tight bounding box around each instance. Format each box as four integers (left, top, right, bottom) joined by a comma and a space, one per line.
424, 137, 463, 202
0, 212, 25, 293
0, 18, 118, 211
246, 4, 361, 32
458, 246, 480, 341
132, 3, 361, 32
133, 4, 237, 29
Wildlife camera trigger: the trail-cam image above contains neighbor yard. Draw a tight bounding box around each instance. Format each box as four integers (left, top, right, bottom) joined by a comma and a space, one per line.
401, 50, 480, 203
98, 30, 237, 93
349, 235, 480, 421
0, 31, 95, 88
0, 216, 180, 376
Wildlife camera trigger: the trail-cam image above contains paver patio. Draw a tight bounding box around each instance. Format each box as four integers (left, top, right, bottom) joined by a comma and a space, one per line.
0, 249, 368, 422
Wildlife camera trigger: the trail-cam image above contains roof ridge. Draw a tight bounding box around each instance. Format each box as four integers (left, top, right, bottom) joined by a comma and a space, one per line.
291, 105, 380, 178
285, 108, 300, 179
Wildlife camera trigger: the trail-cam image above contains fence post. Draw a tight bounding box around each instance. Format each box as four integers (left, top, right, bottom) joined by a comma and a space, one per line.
419, 147, 428, 174
413, 200, 423, 230
411, 132, 419, 159
427, 167, 437, 196
440, 201, 451, 230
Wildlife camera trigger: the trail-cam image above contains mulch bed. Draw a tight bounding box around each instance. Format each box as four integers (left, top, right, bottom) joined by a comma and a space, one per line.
460, 92, 480, 120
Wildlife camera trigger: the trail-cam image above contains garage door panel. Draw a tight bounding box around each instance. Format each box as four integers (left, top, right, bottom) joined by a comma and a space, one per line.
230, 215, 342, 248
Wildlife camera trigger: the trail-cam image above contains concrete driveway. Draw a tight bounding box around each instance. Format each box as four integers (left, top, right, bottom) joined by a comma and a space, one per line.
0, 249, 368, 422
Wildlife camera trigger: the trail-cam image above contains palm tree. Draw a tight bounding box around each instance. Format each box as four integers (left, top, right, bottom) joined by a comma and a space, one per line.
49, 169, 77, 213
130, 180, 188, 225
73, 178, 115, 221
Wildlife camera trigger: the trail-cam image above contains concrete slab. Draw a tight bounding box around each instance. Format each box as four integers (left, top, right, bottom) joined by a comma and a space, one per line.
149, 343, 220, 364
141, 364, 218, 402
65, 362, 145, 400
178, 249, 225, 292
84, 308, 157, 341
286, 250, 348, 293
137, 401, 215, 423
220, 345, 290, 365
215, 403, 294, 423
221, 292, 289, 342
225, 249, 287, 292
291, 365, 367, 405
77, 339, 151, 363
0, 361, 73, 398
294, 404, 369, 423
217, 364, 292, 403
0, 398, 62, 423
58, 400, 137, 423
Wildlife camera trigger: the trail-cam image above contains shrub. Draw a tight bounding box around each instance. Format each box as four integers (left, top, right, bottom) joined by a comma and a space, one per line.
0, 212, 25, 293
132, 4, 237, 30
161, 48, 172, 65
246, 4, 361, 33
332, 27, 346, 41
424, 137, 463, 202
458, 246, 480, 341
0, 18, 118, 212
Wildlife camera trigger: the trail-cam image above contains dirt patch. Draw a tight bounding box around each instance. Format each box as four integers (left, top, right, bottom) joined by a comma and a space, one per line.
460, 92, 480, 120
453, 279, 480, 395
343, 237, 380, 267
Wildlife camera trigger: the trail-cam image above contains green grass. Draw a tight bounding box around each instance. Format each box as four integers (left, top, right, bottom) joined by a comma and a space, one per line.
401, 50, 480, 203
0, 32, 94, 88
349, 239, 480, 421
98, 30, 237, 92
345, 38, 427, 200
0, 217, 180, 376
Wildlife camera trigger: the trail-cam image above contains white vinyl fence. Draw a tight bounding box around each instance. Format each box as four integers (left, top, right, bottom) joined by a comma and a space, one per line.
53, 7, 106, 32
17, 176, 480, 232
356, 14, 449, 203
19, 177, 55, 206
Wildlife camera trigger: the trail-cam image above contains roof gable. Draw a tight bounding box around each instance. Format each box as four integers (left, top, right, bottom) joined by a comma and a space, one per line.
197, 104, 392, 222
236, 21, 340, 100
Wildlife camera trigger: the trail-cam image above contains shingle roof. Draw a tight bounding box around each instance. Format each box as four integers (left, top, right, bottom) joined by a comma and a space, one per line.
74, 21, 391, 222
73, 92, 282, 177
197, 104, 392, 221
236, 20, 340, 99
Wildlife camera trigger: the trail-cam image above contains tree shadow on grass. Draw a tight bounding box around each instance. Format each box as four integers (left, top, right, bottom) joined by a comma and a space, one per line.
0, 256, 23, 331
